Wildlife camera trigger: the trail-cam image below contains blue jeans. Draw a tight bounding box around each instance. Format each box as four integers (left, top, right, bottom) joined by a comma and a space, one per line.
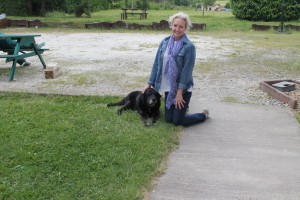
165, 92, 206, 126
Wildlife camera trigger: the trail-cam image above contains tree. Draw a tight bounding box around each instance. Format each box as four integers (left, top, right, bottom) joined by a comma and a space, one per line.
74, 0, 91, 17
124, 0, 129, 8
25, 0, 47, 16
0, 0, 64, 16
224, 2, 230, 9
231, 0, 300, 21
200, 0, 216, 16
173, 0, 191, 6
137, 0, 150, 9
202, 0, 216, 6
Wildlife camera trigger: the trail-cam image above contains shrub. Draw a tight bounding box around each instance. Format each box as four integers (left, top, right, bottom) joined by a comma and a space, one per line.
0, 0, 27, 16
74, 0, 91, 18
224, 2, 230, 9
231, 0, 300, 21
45, 11, 66, 18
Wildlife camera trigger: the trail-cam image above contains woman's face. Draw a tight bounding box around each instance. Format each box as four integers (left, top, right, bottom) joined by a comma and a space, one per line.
171, 18, 186, 40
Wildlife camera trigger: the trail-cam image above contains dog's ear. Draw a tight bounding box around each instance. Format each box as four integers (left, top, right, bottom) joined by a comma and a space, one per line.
155, 91, 161, 98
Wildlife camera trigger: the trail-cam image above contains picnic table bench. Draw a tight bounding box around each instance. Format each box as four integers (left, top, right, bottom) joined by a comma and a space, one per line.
0, 34, 48, 81
121, 8, 148, 20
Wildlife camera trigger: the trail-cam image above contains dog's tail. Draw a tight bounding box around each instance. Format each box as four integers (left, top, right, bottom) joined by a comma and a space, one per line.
107, 98, 126, 107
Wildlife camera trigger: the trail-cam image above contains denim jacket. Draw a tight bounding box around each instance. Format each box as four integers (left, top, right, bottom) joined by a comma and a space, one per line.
148, 34, 196, 92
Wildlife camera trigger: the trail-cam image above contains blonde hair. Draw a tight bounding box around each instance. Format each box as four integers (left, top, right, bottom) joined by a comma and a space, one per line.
168, 12, 193, 31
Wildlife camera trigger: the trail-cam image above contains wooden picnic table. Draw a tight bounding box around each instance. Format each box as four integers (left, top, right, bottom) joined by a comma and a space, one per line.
121, 8, 148, 20
0, 34, 48, 81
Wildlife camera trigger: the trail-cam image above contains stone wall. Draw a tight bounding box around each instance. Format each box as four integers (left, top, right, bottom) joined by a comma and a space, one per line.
85, 20, 207, 30
0, 19, 44, 28
252, 24, 300, 31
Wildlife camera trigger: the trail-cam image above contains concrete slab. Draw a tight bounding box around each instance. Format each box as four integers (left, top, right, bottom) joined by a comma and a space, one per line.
149, 101, 300, 200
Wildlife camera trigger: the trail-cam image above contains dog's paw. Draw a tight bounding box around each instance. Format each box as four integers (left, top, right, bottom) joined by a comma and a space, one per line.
143, 121, 150, 127
117, 110, 122, 115
144, 121, 156, 127
151, 122, 158, 126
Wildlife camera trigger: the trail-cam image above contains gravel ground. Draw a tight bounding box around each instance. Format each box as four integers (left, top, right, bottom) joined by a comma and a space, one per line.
0, 31, 299, 111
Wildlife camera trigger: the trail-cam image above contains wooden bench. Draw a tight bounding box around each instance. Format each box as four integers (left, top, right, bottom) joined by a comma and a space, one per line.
121, 8, 148, 20
128, 12, 147, 20
0, 34, 48, 81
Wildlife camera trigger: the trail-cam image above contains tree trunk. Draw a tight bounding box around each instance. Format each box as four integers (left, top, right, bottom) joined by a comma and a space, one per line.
40, 0, 46, 17
27, 0, 33, 16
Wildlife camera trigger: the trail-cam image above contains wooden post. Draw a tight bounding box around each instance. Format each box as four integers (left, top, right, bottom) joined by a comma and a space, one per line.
45, 63, 60, 79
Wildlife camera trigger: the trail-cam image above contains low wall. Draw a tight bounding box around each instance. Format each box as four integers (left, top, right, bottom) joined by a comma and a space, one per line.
0, 19, 9, 28
0, 18, 206, 30
252, 24, 300, 31
85, 20, 206, 30
0, 19, 44, 28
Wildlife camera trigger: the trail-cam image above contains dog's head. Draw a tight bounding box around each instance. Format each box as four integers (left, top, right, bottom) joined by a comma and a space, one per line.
143, 88, 161, 108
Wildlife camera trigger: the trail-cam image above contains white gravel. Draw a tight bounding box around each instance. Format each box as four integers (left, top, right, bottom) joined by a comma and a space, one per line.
0, 31, 299, 109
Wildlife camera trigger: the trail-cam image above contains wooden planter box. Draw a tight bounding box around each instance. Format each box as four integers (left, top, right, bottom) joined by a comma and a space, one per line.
260, 80, 299, 109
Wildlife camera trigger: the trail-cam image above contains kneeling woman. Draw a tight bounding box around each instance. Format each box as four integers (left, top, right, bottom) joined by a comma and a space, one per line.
142, 12, 209, 126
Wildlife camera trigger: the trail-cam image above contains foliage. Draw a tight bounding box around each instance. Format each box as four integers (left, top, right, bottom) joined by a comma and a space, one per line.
0, 0, 27, 16
66, 0, 122, 13
231, 0, 300, 21
0, 0, 215, 16
0, 92, 181, 199
89, 0, 121, 10
45, 0, 66, 11
137, 0, 150, 10
148, 1, 163, 10
0, 0, 228, 16
224, 2, 230, 9
74, 0, 91, 17
202, 0, 217, 6
157, 1, 176, 9
0, 0, 65, 16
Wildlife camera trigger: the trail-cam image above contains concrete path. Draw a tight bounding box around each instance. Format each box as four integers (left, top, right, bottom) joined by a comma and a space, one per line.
150, 101, 300, 200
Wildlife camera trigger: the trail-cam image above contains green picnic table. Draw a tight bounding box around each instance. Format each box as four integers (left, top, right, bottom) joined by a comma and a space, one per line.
0, 34, 48, 81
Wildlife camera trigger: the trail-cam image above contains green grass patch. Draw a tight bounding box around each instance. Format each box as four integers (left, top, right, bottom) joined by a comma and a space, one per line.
195, 62, 216, 74
0, 92, 181, 199
69, 73, 97, 86
296, 113, 300, 124
223, 96, 239, 103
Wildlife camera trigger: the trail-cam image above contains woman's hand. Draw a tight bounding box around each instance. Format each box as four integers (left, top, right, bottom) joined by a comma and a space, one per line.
175, 89, 185, 109
142, 84, 151, 93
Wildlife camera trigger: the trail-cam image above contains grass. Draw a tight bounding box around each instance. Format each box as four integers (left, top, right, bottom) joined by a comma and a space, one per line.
223, 96, 239, 103
0, 92, 182, 199
297, 113, 300, 123
69, 73, 97, 86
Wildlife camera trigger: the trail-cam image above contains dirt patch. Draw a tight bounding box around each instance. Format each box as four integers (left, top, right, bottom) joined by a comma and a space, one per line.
0, 32, 246, 95
0, 31, 299, 110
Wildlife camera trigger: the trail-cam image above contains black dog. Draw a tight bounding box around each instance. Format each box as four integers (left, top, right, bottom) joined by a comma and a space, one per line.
107, 88, 161, 126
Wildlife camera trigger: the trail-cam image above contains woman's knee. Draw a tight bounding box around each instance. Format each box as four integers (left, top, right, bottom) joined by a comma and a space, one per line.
173, 118, 184, 126
165, 117, 183, 126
